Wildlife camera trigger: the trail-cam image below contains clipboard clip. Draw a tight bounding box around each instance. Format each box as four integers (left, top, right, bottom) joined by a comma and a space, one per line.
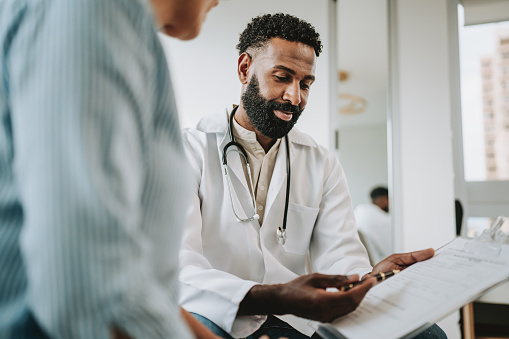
464, 216, 508, 256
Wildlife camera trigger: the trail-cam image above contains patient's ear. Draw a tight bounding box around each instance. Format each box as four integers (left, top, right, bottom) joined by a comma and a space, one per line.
237, 52, 251, 84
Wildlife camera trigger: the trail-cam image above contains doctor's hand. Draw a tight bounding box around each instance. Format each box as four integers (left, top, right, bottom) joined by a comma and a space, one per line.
366, 248, 435, 278
238, 273, 376, 323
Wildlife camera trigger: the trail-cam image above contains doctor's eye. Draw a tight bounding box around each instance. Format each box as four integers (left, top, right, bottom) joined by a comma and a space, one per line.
300, 82, 311, 90
275, 75, 290, 83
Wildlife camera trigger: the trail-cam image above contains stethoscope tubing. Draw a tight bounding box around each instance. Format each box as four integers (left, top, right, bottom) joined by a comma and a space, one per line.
222, 108, 290, 244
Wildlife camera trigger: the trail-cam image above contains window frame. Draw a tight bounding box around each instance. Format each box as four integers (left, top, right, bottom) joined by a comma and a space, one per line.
454, 3, 509, 232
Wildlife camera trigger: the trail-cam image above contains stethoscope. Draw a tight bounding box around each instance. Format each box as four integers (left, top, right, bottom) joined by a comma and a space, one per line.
222, 107, 291, 245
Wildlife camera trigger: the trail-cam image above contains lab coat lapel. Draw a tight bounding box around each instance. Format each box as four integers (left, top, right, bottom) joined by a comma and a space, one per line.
265, 136, 293, 216
218, 126, 255, 221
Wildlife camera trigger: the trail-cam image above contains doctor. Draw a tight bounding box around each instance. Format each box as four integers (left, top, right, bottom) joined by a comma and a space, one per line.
179, 13, 442, 339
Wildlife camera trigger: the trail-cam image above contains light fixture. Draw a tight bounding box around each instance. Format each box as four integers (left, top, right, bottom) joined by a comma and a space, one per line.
338, 70, 368, 115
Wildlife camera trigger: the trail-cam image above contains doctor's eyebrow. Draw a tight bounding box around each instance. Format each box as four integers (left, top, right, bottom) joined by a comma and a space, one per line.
273, 65, 315, 81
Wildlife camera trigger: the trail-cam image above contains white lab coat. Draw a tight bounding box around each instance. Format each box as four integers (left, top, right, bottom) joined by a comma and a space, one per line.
179, 110, 371, 337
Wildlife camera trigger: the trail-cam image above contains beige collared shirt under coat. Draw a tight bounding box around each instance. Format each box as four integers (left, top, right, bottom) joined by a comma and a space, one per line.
231, 117, 281, 225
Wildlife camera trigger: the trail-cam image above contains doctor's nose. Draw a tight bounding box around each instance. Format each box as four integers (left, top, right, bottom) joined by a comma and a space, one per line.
282, 83, 301, 106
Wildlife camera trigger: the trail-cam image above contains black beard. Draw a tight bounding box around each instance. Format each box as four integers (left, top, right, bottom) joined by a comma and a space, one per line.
241, 75, 303, 139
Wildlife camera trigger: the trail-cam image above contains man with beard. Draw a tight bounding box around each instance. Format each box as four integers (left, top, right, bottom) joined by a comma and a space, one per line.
179, 13, 445, 339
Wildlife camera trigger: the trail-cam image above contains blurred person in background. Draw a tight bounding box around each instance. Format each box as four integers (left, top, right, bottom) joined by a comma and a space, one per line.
354, 186, 392, 265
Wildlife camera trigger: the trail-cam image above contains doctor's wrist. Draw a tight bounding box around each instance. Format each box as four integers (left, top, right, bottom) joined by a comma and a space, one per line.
237, 284, 285, 316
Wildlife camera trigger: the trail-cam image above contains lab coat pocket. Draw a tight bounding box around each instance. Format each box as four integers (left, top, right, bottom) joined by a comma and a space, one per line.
282, 203, 320, 255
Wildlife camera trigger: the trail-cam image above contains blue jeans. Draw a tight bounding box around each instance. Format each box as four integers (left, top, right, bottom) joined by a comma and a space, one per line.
191, 313, 447, 339
192, 313, 316, 339
412, 324, 448, 339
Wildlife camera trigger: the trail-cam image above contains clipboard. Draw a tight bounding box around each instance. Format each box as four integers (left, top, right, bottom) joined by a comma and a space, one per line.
315, 217, 509, 339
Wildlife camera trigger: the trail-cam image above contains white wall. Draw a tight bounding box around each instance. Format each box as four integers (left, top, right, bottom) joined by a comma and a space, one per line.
390, 0, 457, 252
389, 0, 459, 337
337, 0, 389, 207
159, 0, 334, 148
337, 0, 389, 127
340, 124, 388, 206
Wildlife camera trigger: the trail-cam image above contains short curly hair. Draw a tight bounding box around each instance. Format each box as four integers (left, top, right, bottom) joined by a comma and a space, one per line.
236, 13, 323, 57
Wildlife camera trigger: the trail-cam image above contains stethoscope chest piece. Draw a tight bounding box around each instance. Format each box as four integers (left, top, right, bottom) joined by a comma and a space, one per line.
276, 227, 287, 245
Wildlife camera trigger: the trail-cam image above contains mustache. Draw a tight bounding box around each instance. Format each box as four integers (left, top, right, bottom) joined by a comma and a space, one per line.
268, 100, 302, 115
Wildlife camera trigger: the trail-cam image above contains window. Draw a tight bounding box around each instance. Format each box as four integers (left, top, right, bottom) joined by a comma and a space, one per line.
456, 5, 509, 241
459, 19, 509, 181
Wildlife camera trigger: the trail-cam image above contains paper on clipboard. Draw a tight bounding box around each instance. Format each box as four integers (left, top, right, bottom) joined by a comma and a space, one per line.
316, 237, 509, 339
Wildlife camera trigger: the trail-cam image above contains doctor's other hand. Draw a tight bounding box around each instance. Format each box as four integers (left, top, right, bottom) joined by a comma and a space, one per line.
368, 248, 435, 277
238, 273, 376, 323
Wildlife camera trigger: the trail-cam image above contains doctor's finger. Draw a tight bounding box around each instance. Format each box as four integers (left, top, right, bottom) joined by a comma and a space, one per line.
387, 248, 434, 267
372, 248, 435, 274
408, 248, 435, 262
325, 278, 376, 321
309, 273, 359, 288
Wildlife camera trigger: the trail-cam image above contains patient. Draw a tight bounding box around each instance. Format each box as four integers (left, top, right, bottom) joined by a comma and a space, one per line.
0, 0, 219, 338
354, 186, 393, 264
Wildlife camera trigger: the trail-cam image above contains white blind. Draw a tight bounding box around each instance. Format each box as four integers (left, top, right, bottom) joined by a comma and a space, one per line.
462, 0, 509, 26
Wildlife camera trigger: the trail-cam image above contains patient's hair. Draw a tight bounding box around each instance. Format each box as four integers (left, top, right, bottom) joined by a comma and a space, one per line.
236, 13, 323, 57
370, 187, 388, 200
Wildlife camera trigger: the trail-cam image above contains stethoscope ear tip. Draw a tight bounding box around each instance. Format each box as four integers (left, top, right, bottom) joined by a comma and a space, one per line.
253, 214, 260, 220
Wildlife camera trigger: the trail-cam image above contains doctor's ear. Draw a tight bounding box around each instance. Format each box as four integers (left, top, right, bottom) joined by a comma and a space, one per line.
237, 52, 252, 84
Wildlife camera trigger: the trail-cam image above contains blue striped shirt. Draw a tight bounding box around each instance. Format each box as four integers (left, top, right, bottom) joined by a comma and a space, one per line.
0, 0, 192, 338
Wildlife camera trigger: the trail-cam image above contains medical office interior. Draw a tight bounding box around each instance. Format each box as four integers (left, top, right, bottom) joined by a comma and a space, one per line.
161, 0, 509, 338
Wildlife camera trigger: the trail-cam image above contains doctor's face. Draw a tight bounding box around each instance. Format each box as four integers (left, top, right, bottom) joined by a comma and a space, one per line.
241, 38, 316, 139
242, 74, 304, 139
150, 0, 218, 40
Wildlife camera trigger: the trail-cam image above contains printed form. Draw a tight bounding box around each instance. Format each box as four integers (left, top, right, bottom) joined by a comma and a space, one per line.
317, 237, 509, 339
